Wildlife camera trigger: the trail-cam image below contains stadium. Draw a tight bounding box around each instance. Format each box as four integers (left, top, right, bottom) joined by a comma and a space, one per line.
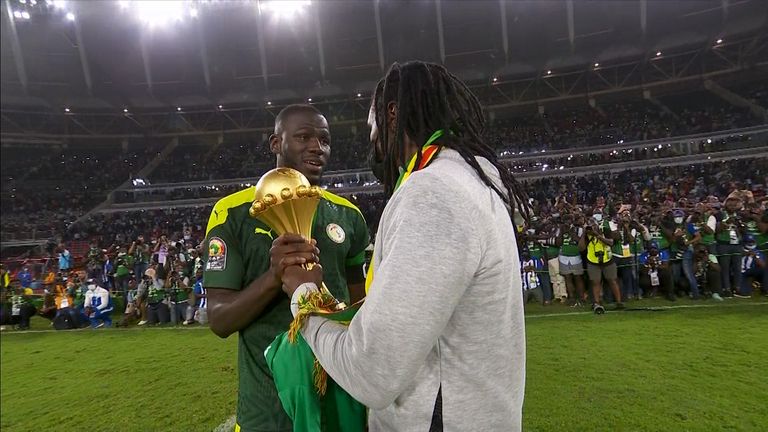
1, 0, 766, 431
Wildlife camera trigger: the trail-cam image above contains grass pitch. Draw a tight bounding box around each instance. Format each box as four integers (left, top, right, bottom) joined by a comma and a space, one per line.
2, 298, 767, 431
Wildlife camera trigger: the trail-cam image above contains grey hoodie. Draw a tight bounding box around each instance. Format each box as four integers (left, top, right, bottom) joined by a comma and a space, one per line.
302, 148, 526, 431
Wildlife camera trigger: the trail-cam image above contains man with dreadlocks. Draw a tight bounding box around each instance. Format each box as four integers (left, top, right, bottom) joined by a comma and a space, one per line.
280, 61, 528, 431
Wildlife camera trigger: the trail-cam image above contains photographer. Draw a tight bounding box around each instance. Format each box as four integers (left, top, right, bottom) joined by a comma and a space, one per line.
522, 223, 552, 304
83, 279, 113, 328
579, 209, 624, 313
184, 267, 206, 325
7, 280, 36, 330
613, 207, 650, 300
128, 236, 150, 281
639, 242, 675, 301
692, 244, 723, 300
716, 195, 746, 295
164, 264, 190, 325
135, 270, 151, 325
742, 201, 767, 254
556, 213, 586, 306
143, 268, 169, 325
520, 248, 545, 305
735, 235, 767, 298
114, 251, 132, 304
669, 209, 701, 299
690, 203, 718, 255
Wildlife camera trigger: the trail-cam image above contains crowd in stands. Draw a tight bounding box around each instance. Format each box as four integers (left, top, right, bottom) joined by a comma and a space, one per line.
104, 87, 768, 187
1, 158, 766, 329
1, 143, 163, 241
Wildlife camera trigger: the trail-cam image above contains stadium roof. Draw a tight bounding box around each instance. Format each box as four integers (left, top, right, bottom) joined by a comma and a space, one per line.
1, 0, 766, 112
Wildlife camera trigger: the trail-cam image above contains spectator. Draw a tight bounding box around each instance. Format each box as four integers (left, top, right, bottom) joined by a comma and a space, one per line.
735, 236, 767, 298
18, 266, 32, 291
58, 243, 72, 272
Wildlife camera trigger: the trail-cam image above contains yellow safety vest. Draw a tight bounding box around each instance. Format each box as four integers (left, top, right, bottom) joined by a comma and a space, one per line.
586, 235, 612, 264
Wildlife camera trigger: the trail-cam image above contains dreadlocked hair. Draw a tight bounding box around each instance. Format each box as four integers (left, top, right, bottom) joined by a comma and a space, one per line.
372, 61, 530, 223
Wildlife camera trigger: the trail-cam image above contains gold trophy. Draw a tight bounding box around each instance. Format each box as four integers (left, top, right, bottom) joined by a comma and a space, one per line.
249, 167, 356, 395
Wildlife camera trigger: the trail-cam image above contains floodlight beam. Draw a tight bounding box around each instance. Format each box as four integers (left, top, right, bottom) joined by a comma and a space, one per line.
3, 0, 29, 94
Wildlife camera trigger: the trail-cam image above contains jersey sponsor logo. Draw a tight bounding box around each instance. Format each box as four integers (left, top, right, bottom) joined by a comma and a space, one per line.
326, 223, 346, 244
206, 237, 227, 271
254, 227, 274, 240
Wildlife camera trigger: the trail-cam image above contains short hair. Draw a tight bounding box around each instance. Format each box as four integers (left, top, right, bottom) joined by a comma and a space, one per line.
274, 104, 324, 135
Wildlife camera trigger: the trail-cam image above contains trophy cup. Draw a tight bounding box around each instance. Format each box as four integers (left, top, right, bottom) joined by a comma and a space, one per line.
249, 167, 361, 396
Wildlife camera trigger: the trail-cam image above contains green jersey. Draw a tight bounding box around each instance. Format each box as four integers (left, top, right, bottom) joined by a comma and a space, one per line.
525, 241, 544, 259
203, 187, 369, 432
612, 225, 644, 257
146, 284, 166, 304
648, 223, 670, 250
745, 219, 761, 241
169, 282, 188, 303
559, 228, 581, 257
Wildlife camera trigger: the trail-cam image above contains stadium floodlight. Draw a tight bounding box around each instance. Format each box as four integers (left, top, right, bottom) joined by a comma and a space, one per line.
123, 108, 129, 113
66, 12, 75, 21
492, 77, 498, 83
593, 62, 599, 68
546, 70, 552, 75
135, 0, 187, 27
20, 0, 27, 4
51, 0, 66, 9
190, 7, 198, 18
176, 106, 182, 111
21, 11, 30, 19
260, 0, 311, 19
655, 51, 662, 57
307, 98, 312, 102
217, 104, 223, 109
266, 101, 272, 106
356, 93, 362, 97
716, 38, 723, 44
13, 10, 22, 19
64, 107, 71, 112
30, 0, 37, 5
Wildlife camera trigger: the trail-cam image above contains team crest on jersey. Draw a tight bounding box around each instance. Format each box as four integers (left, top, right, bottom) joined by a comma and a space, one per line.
326, 223, 346, 244
206, 237, 227, 271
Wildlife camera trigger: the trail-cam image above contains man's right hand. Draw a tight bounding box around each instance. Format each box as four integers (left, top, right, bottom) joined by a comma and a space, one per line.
269, 234, 320, 287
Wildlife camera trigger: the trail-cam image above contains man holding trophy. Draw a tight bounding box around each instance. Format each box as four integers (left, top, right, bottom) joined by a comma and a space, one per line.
279, 61, 529, 431
203, 105, 369, 432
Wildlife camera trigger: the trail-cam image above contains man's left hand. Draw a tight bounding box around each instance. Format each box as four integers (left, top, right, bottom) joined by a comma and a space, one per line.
281, 264, 323, 297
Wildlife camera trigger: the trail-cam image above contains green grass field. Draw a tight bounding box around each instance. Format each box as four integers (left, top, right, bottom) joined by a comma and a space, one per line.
2, 298, 767, 432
